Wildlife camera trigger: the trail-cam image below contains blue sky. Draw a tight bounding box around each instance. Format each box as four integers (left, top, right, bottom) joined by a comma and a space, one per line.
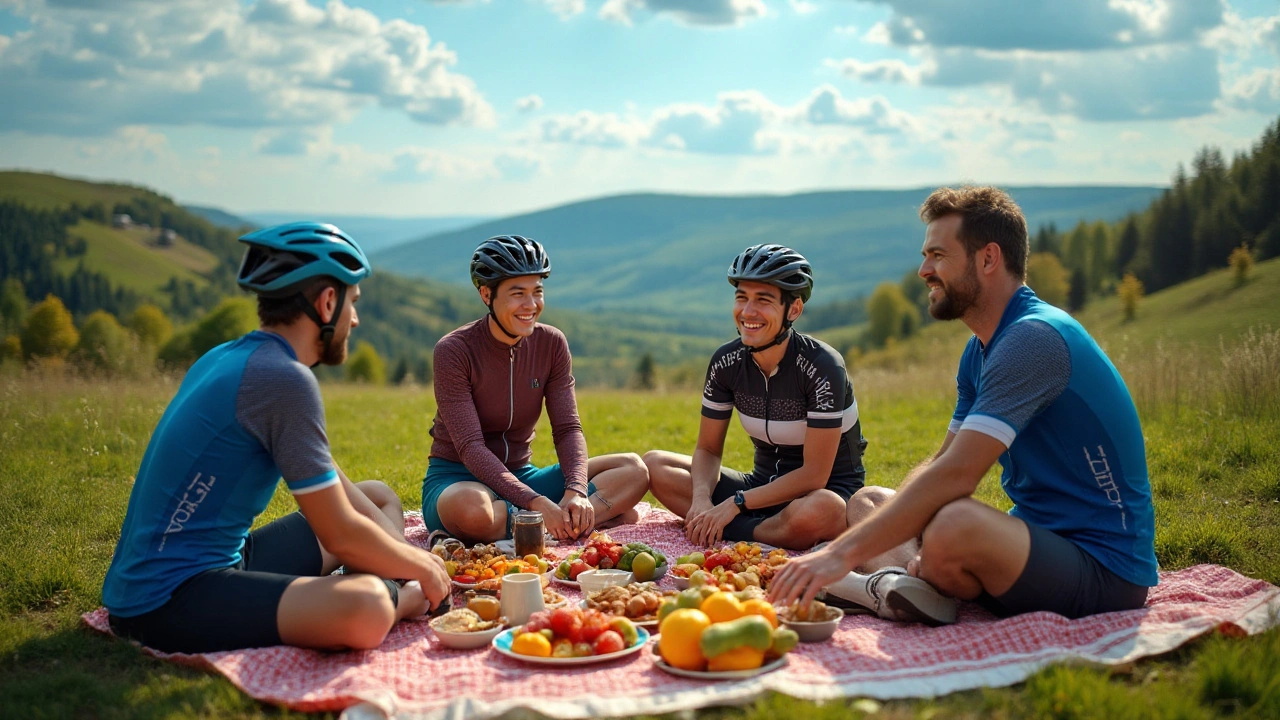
0, 0, 1277, 216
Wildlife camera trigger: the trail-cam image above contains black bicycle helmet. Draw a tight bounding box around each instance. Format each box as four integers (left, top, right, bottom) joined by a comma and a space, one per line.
470, 235, 551, 289
727, 244, 813, 303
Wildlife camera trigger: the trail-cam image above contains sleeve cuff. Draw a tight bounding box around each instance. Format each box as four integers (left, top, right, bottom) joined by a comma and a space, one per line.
959, 414, 1017, 448
287, 469, 340, 495
948, 418, 964, 435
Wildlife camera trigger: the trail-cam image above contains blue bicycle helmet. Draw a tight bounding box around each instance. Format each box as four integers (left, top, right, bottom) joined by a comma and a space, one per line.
237, 222, 371, 298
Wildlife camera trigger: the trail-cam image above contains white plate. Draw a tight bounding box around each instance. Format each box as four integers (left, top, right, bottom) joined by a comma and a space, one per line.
554, 564, 667, 588
454, 571, 552, 590
651, 648, 788, 679
491, 626, 650, 665
576, 599, 660, 629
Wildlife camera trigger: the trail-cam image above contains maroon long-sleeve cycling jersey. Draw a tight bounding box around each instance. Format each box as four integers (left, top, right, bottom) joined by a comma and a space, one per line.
428, 318, 589, 507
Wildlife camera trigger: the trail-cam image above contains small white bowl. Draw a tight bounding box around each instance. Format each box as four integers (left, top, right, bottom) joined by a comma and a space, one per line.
781, 606, 844, 643
576, 569, 633, 595
429, 619, 506, 650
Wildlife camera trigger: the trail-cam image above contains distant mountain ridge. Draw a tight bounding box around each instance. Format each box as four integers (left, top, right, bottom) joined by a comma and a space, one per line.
373, 186, 1164, 317
247, 213, 491, 254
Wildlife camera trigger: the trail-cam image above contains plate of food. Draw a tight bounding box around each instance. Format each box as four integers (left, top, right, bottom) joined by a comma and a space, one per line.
650, 645, 788, 680
669, 542, 789, 591
492, 608, 650, 666
581, 582, 676, 629
551, 532, 669, 586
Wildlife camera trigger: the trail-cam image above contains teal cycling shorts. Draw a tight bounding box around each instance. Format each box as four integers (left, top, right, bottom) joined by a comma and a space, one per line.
421, 458, 596, 537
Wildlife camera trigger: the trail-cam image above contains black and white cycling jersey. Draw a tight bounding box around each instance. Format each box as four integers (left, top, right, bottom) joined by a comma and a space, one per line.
700, 332, 867, 499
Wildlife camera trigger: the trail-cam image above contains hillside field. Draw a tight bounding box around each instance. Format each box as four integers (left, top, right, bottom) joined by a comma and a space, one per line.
1, 259, 1278, 718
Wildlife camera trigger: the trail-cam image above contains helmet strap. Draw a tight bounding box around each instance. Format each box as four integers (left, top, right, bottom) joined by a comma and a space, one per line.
745, 293, 796, 355
484, 291, 521, 340
296, 284, 347, 368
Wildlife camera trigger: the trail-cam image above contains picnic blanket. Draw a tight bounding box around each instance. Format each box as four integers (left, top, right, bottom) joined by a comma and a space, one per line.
83, 506, 1280, 720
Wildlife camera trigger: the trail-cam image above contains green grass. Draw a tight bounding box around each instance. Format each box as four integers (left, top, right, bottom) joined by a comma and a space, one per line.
1, 261, 1278, 718
54, 221, 210, 297
0, 171, 153, 211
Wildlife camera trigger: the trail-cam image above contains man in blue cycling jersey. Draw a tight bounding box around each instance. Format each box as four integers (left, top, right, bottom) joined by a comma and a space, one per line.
771, 187, 1158, 620
102, 223, 450, 653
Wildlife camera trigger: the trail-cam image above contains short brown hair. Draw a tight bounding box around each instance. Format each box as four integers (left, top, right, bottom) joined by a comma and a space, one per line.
919, 186, 1029, 280
256, 277, 341, 327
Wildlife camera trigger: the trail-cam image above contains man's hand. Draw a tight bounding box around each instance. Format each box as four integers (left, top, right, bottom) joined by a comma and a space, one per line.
767, 546, 853, 610
417, 550, 452, 612
685, 498, 739, 547
533, 496, 574, 542
559, 491, 595, 539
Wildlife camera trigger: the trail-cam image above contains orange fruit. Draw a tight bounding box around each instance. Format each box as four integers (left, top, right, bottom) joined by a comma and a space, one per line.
700, 592, 745, 624
706, 645, 766, 672
511, 631, 552, 657
659, 609, 711, 671
740, 599, 778, 628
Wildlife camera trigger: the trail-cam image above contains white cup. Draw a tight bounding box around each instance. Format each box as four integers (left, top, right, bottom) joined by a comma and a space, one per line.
500, 572, 545, 626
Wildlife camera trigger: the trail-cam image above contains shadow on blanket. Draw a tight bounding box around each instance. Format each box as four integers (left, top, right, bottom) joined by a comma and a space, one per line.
83, 507, 1280, 720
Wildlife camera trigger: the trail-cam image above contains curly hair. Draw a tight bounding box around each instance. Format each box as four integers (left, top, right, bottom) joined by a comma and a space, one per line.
919, 186, 1029, 280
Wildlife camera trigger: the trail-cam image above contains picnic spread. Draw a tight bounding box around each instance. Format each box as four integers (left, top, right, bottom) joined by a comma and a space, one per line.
83, 506, 1280, 720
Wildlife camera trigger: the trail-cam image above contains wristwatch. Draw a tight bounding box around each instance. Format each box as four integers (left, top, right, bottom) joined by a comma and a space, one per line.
733, 489, 747, 512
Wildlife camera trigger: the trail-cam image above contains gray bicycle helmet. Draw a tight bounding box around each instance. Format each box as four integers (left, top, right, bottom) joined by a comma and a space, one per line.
727, 244, 813, 303
470, 235, 551, 289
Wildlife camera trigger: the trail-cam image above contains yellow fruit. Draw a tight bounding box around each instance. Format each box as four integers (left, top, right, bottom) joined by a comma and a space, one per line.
659, 609, 711, 671
511, 631, 552, 657
707, 645, 766, 672
740, 599, 778, 628
632, 552, 657, 582
700, 591, 745, 624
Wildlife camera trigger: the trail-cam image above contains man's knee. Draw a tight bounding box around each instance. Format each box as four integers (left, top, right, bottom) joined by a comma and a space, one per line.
781, 490, 847, 544
615, 452, 650, 487
642, 451, 681, 490
335, 576, 397, 650
356, 480, 400, 511
439, 488, 499, 536
921, 498, 989, 552
847, 485, 894, 522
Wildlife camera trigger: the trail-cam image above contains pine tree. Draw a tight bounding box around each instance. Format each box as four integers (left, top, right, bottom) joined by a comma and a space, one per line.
634, 353, 656, 391
1068, 269, 1088, 313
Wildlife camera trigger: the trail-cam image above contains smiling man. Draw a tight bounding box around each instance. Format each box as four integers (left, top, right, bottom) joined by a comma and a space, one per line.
770, 187, 1158, 621
421, 235, 649, 544
646, 245, 874, 550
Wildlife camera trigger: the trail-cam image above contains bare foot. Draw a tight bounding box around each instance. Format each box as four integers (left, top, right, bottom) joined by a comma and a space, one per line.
396, 581, 429, 620
595, 507, 640, 530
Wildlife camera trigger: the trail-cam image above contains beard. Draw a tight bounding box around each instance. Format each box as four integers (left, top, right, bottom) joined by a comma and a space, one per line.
318, 323, 350, 366
927, 258, 982, 321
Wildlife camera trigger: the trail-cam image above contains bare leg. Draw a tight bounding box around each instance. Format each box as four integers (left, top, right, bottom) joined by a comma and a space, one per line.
320, 480, 410, 574
435, 481, 506, 544
641, 450, 695, 519
916, 498, 1031, 600
586, 453, 649, 528
846, 486, 918, 573
753, 489, 847, 550
277, 575, 428, 650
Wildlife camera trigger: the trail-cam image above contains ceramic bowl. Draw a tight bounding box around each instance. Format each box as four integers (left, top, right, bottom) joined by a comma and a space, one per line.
429, 618, 506, 650
781, 606, 844, 642
576, 569, 634, 595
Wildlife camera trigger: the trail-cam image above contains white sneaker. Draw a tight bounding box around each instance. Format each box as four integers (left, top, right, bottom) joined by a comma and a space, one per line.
865, 566, 956, 626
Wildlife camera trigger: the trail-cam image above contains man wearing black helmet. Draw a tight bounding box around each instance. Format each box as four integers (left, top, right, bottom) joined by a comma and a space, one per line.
422, 235, 650, 544
644, 244, 957, 624
101, 222, 451, 654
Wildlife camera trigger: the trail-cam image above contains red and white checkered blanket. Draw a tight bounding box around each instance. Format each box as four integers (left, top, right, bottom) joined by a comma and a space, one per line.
83, 507, 1280, 720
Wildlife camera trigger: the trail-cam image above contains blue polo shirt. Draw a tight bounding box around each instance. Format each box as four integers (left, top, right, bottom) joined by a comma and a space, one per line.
103, 331, 339, 617
951, 287, 1158, 587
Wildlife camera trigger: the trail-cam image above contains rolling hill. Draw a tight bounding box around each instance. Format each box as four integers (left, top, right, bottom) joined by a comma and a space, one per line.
247, 213, 492, 254
373, 186, 1165, 318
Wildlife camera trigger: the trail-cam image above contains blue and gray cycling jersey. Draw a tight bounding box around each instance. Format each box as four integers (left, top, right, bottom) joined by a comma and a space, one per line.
701, 332, 867, 500
952, 286, 1158, 587
103, 331, 338, 618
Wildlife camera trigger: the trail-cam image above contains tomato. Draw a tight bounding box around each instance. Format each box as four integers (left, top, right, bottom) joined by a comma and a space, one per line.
592, 630, 626, 655
451, 574, 474, 583
569, 560, 590, 580
605, 545, 624, 563
704, 552, 733, 570
581, 547, 601, 567
550, 607, 582, 640
579, 611, 608, 643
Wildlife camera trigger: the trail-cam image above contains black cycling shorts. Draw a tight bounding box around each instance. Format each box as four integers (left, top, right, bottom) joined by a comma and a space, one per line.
108, 512, 324, 653
978, 520, 1150, 619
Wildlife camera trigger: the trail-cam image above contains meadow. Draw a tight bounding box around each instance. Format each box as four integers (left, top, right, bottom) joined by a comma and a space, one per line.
2, 262, 1279, 718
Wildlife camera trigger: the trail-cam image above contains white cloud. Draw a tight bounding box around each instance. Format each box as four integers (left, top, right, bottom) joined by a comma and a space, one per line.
0, 0, 494, 135
516, 94, 545, 113
828, 57, 930, 84
788, 0, 817, 15
863, 0, 1222, 51
382, 146, 497, 183
650, 91, 781, 154
801, 85, 917, 135
255, 126, 329, 156
545, 0, 585, 19
863, 22, 892, 45
1225, 67, 1280, 114
538, 111, 651, 147
599, 0, 766, 28
1204, 11, 1280, 54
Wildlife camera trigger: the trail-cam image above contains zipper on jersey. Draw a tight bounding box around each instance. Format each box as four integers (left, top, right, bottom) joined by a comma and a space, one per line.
760, 368, 774, 446
504, 347, 514, 464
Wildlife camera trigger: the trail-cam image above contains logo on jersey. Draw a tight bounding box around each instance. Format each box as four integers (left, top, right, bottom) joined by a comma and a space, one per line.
1083, 445, 1126, 530
531, 378, 540, 389
795, 354, 835, 411
158, 472, 217, 551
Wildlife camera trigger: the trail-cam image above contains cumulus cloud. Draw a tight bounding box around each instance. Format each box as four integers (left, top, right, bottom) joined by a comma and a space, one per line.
545, 0, 585, 19
381, 147, 496, 183
599, 0, 766, 28
862, 0, 1222, 51
788, 0, 817, 15
800, 85, 917, 135
1225, 68, 1280, 113
828, 58, 929, 84
0, 0, 494, 135
255, 126, 329, 156
649, 91, 780, 154
538, 111, 650, 148
516, 94, 545, 113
